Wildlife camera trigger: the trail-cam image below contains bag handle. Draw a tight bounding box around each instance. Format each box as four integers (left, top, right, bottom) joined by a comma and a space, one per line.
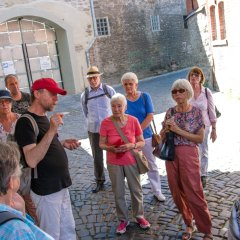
110, 117, 137, 157
141, 92, 158, 135
150, 118, 158, 134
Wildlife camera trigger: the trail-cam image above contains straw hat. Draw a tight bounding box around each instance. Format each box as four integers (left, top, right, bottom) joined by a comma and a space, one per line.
86, 66, 103, 78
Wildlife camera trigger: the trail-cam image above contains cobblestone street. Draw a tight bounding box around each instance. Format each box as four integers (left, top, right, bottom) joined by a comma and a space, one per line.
55, 69, 240, 239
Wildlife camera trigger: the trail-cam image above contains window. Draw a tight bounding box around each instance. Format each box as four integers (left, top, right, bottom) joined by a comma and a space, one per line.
96, 18, 109, 36
186, 0, 199, 14
209, 1, 227, 44
150, 15, 160, 32
210, 6, 217, 41
218, 1, 226, 40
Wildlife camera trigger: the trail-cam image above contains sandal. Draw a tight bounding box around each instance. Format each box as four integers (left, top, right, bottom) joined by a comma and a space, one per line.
203, 234, 213, 239
182, 225, 196, 240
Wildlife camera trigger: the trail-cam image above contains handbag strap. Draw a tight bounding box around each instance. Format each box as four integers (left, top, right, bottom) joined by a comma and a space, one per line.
110, 117, 136, 156
150, 118, 157, 134
141, 92, 158, 135
111, 117, 129, 144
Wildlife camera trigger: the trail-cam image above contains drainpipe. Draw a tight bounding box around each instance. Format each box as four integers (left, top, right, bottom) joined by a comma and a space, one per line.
85, 0, 97, 67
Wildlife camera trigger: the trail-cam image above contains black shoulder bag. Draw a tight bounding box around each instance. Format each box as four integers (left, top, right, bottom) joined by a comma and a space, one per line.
159, 108, 175, 161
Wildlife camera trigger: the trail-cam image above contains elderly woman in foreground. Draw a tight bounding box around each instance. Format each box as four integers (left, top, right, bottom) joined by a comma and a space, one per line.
0, 141, 53, 239
121, 72, 165, 202
99, 93, 150, 235
160, 79, 212, 240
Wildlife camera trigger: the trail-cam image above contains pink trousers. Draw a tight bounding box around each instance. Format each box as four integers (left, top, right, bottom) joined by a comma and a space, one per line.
166, 145, 212, 234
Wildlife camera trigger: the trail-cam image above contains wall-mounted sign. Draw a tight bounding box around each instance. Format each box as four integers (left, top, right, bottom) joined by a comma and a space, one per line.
2, 61, 16, 75
40, 56, 51, 70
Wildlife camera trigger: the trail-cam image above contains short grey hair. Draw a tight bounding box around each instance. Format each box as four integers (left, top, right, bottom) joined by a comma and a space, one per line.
171, 79, 194, 100
111, 93, 127, 106
121, 72, 138, 84
0, 142, 21, 196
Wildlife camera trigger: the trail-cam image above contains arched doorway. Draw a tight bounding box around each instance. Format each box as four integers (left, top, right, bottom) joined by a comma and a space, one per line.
0, 18, 63, 91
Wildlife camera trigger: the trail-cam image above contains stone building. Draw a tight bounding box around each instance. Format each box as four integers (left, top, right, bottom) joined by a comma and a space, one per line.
0, 0, 238, 93
206, 0, 240, 95
185, 0, 240, 94
89, 0, 194, 85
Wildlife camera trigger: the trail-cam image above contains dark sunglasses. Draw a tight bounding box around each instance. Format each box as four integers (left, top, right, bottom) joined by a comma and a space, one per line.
190, 73, 200, 77
171, 89, 186, 94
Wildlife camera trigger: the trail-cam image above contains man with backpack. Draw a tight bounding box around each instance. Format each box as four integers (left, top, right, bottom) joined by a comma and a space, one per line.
81, 66, 116, 193
14, 78, 80, 240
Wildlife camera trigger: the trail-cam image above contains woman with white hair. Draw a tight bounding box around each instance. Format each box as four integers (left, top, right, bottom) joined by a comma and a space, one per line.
99, 93, 150, 235
121, 72, 165, 202
160, 79, 212, 240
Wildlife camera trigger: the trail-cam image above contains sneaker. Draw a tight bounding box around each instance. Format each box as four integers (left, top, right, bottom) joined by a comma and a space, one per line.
154, 193, 166, 202
136, 217, 151, 229
116, 220, 130, 234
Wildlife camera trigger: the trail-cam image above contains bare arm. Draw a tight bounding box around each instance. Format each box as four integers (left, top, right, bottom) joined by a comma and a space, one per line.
141, 113, 153, 131
210, 122, 217, 143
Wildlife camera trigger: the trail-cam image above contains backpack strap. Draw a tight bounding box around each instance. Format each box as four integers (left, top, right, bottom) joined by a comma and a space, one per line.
102, 83, 111, 98
0, 211, 24, 226
20, 114, 39, 136
141, 92, 157, 134
84, 84, 111, 106
84, 87, 90, 106
19, 114, 39, 179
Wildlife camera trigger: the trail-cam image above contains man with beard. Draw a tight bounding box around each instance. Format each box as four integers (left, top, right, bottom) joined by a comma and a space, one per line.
15, 78, 80, 240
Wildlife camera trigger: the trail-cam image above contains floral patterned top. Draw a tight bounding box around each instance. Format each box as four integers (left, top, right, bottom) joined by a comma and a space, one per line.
162, 106, 204, 146
0, 113, 21, 143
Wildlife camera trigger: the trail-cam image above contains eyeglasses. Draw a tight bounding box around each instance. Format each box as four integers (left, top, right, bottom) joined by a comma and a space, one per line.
190, 73, 200, 77
171, 89, 186, 94
0, 99, 11, 105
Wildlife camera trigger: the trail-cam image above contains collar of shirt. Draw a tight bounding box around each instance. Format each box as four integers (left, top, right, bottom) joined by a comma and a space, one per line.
89, 83, 103, 93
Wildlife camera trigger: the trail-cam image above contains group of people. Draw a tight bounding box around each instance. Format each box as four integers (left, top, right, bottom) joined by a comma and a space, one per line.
81, 66, 217, 239
0, 75, 80, 239
0, 65, 217, 240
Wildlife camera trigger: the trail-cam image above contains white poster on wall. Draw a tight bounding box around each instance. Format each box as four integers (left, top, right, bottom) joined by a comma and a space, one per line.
2, 61, 16, 75
40, 56, 51, 70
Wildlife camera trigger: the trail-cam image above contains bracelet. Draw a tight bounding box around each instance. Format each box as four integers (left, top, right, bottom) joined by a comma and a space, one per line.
212, 127, 216, 130
134, 143, 137, 149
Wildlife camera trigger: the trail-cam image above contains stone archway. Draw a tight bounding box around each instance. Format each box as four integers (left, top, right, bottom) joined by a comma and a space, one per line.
0, 6, 80, 93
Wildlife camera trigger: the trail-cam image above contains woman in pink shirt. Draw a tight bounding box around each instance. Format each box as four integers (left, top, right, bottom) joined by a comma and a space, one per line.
99, 93, 150, 235
187, 67, 217, 188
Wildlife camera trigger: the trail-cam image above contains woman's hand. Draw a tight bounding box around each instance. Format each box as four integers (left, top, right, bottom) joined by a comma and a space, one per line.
116, 143, 134, 152
210, 129, 217, 142
165, 117, 180, 133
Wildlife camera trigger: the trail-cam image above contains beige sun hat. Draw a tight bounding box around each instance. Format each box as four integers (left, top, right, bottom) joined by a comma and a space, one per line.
86, 66, 103, 78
